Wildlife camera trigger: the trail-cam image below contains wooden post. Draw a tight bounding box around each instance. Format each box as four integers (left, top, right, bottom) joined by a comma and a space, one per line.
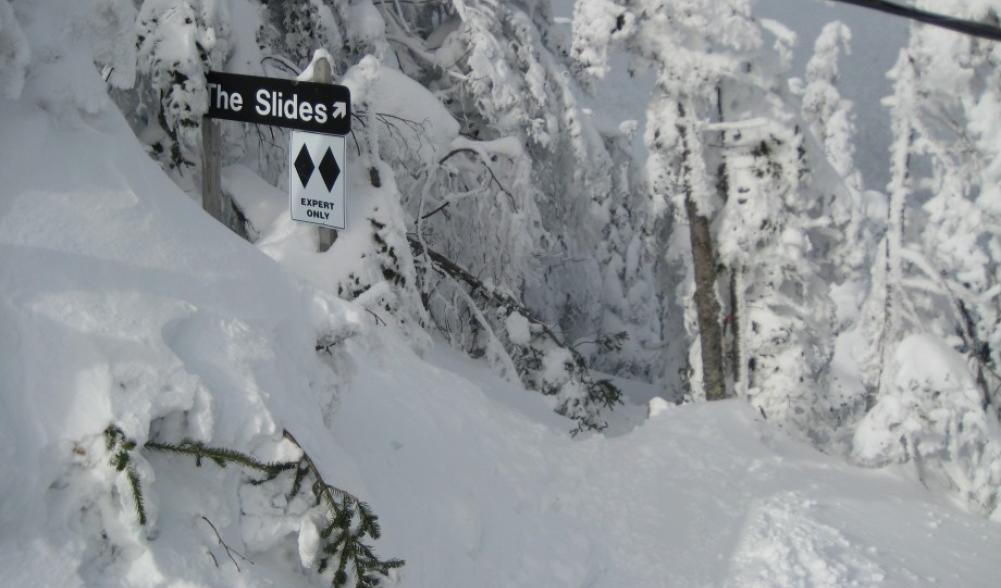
202, 114, 249, 240
201, 118, 225, 223
308, 57, 338, 253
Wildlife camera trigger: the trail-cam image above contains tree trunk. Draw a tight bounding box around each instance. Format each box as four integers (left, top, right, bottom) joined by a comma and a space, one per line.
714, 85, 741, 393
686, 197, 727, 401
676, 99, 727, 402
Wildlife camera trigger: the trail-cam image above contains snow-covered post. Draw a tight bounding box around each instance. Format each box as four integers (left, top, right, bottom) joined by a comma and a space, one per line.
305, 54, 337, 252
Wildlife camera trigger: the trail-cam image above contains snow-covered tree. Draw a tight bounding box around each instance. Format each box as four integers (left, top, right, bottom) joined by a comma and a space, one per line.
590, 122, 663, 380
800, 21, 869, 278
0, 0, 30, 99
112, 0, 628, 432
572, 0, 767, 401
133, 0, 231, 175
716, 116, 836, 435
856, 1, 1001, 516
572, 1, 837, 423
356, 0, 636, 430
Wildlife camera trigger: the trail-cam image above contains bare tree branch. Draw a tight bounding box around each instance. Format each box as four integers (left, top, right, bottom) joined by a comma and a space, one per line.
199, 515, 253, 572
438, 148, 516, 205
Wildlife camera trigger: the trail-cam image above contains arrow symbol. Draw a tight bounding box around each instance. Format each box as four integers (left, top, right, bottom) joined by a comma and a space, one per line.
331, 101, 347, 119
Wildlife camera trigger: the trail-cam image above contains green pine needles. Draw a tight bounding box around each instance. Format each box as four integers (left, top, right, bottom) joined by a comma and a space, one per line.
100, 424, 403, 587
316, 495, 405, 587
104, 425, 147, 526
284, 431, 405, 587
143, 439, 297, 483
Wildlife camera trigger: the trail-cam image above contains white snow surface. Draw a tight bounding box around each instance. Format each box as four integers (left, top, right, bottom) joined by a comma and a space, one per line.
2, 91, 1000, 586
1, 2, 999, 587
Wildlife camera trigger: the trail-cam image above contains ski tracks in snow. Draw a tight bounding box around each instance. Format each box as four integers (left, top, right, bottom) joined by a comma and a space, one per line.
728, 491, 885, 587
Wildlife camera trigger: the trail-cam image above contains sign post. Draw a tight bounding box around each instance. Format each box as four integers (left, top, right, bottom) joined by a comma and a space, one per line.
204, 63, 351, 251
301, 57, 338, 251
200, 117, 224, 223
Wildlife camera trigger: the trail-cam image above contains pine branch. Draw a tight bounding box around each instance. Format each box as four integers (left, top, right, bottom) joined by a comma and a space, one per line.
104, 425, 147, 526
281, 430, 403, 587
144, 440, 298, 482
103, 427, 404, 585
127, 466, 147, 526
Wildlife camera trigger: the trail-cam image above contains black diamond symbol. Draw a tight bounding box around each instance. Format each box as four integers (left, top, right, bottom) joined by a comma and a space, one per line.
294, 144, 314, 187
318, 147, 340, 192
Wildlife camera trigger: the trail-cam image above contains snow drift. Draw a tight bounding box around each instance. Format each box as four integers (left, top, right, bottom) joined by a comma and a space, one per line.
2, 1, 1001, 586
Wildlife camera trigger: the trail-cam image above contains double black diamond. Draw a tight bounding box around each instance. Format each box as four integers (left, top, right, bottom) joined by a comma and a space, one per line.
294, 144, 340, 191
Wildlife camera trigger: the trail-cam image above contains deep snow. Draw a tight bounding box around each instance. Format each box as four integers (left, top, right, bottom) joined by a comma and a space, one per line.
2, 78, 1000, 587
1, 1, 999, 587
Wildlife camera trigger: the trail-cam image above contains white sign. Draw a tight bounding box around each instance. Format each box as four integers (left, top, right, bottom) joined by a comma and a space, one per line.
289, 130, 346, 229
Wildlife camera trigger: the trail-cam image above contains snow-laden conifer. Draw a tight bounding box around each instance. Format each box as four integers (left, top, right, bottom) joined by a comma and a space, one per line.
856, 0, 1001, 516
134, 0, 231, 174
0, 0, 29, 99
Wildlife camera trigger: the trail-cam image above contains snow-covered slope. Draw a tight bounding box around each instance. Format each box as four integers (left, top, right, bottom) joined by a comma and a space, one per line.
1, 2, 999, 587
2, 87, 1000, 587
0, 61, 372, 587
344, 345, 1001, 587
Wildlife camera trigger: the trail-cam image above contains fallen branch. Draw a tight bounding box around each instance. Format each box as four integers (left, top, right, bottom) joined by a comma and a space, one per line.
143, 432, 404, 587
438, 148, 516, 206
409, 238, 622, 434
199, 515, 253, 572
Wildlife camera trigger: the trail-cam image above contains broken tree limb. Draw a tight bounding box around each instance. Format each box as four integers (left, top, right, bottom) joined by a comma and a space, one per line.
438, 148, 516, 206
408, 237, 622, 433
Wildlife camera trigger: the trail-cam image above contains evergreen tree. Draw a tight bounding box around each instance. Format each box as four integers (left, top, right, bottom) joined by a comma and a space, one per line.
572, 1, 838, 416
855, 0, 1001, 515
800, 21, 869, 278
0, 0, 30, 100
115, 0, 628, 431
134, 0, 231, 176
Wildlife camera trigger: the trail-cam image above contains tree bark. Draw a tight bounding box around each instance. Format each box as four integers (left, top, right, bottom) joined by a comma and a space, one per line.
677, 99, 727, 401
686, 197, 727, 401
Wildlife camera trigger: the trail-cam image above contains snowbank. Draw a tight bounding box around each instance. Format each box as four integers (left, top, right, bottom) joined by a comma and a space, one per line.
0, 20, 373, 584
2, 2, 999, 587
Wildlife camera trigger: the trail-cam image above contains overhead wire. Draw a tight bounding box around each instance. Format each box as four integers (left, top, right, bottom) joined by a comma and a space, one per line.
826, 0, 1001, 41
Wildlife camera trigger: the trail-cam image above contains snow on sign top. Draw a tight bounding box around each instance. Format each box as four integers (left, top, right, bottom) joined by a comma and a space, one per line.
206, 71, 351, 136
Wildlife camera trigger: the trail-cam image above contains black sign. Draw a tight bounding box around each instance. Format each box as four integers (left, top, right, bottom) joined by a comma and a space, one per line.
205, 71, 351, 136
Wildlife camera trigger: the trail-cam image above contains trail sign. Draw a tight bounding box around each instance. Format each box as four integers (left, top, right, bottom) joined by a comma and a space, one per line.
206, 71, 351, 136
289, 130, 346, 230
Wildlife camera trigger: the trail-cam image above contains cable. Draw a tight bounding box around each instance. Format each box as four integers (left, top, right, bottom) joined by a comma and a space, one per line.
826, 0, 1001, 41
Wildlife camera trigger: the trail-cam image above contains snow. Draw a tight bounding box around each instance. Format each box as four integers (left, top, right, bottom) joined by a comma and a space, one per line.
0, 0, 29, 99
0, 92, 353, 587
553, 0, 908, 191
853, 334, 1001, 516
646, 396, 672, 418
346, 345, 1001, 586
504, 311, 531, 345
755, 0, 908, 191
3, 72, 997, 583
2, 1, 1000, 587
